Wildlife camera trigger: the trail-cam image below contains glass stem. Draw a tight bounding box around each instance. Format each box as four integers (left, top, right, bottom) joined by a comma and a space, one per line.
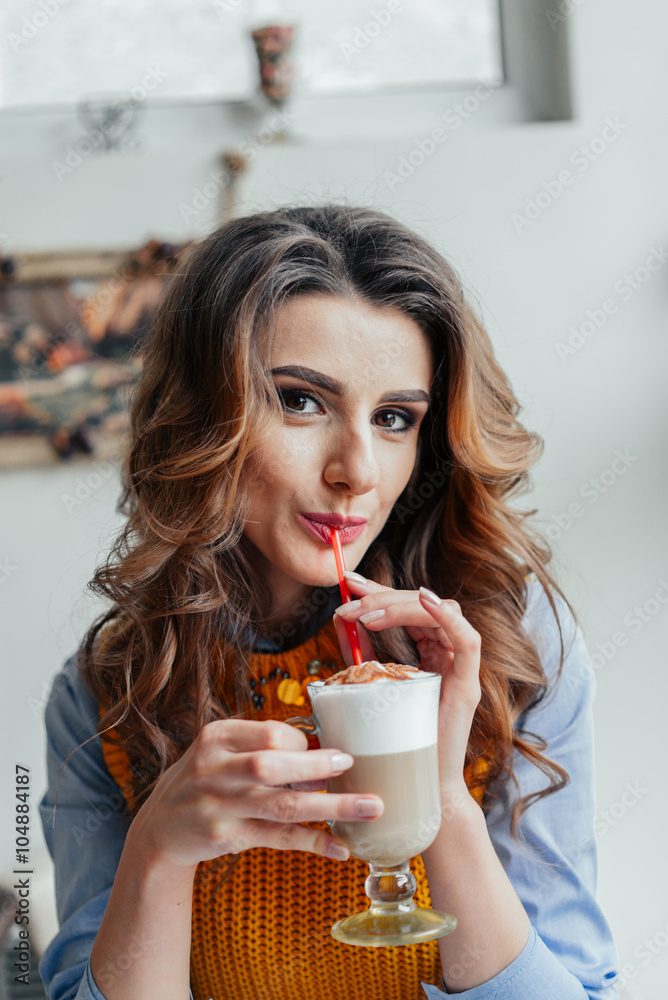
364, 862, 417, 916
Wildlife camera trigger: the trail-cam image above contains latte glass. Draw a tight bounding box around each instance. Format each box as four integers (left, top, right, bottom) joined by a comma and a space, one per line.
287, 671, 457, 947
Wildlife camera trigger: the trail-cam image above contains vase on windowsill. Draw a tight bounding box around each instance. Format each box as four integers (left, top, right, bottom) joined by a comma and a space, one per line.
250, 23, 296, 109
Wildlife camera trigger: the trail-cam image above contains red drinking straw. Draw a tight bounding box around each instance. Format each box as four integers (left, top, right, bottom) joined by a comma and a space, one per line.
329, 527, 364, 666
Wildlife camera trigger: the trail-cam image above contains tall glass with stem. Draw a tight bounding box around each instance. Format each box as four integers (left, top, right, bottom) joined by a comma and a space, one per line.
288, 669, 456, 946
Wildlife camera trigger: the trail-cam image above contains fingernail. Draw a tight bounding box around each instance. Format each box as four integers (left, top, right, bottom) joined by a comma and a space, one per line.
359, 609, 385, 624
335, 600, 361, 616
355, 797, 384, 818
331, 752, 354, 771
344, 571, 382, 591
327, 841, 350, 861
419, 586, 441, 606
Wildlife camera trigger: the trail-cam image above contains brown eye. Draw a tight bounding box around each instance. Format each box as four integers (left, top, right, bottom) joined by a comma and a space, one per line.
374, 409, 416, 433
284, 392, 308, 411
277, 388, 321, 414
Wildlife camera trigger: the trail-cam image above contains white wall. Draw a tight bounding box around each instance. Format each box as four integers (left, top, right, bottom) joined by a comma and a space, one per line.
1, 1, 667, 996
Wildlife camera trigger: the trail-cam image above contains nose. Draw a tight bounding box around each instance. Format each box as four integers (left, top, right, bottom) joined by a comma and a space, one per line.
323, 425, 381, 495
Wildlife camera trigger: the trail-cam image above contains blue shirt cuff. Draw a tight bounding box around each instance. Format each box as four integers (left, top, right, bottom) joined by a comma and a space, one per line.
74, 956, 202, 1000
421, 925, 616, 999
81, 957, 106, 1000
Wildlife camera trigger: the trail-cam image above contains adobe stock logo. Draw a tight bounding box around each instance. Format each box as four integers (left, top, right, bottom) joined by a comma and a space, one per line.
394, 462, 455, 525
555, 246, 668, 361
340, 1, 403, 63
8, 0, 70, 52
0, 557, 18, 586
511, 118, 629, 233
359, 683, 401, 726
60, 452, 124, 513
544, 449, 638, 541
577, 578, 668, 681
383, 79, 499, 191
545, 0, 590, 30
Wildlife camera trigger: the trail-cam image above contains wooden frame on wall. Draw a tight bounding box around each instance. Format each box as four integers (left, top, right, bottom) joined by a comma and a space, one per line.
0, 148, 247, 468
0, 241, 186, 469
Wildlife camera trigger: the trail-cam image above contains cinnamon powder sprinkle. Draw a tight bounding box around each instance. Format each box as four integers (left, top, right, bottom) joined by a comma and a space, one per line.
321, 660, 424, 685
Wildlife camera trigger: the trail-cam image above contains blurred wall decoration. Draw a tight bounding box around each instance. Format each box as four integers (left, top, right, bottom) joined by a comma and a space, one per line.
0, 138, 249, 471
0, 239, 187, 467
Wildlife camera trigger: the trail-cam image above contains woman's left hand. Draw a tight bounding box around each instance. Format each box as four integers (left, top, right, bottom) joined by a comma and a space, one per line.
332, 573, 482, 799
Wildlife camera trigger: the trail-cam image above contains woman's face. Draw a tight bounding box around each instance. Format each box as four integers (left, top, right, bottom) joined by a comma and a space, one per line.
241, 294, 433, 612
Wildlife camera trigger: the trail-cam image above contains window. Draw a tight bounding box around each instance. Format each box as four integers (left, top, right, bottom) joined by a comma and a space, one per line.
0, 0, 503, 110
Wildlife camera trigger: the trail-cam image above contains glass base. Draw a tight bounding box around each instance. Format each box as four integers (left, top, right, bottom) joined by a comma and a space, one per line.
332, 901, 457, 947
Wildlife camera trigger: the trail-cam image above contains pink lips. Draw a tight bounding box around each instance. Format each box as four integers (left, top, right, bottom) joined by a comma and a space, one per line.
299, 512, 367, 545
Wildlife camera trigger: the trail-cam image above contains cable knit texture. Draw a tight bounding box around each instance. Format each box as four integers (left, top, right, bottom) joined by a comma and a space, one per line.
98, 618, 490, 1000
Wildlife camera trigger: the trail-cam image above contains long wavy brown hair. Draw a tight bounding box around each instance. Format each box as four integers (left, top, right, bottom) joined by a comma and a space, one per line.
71, 203, 574, 836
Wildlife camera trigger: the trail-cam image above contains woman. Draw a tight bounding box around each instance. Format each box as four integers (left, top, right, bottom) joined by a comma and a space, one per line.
38, 204, 618, 1000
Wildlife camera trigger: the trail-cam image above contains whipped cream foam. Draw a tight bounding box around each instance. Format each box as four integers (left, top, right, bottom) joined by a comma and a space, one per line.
308, 663, 440, 756
321, 659, 425, 685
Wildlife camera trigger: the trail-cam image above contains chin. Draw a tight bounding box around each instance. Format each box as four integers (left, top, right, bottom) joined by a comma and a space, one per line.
283, 546, 345, 590
291, 563, 341, 590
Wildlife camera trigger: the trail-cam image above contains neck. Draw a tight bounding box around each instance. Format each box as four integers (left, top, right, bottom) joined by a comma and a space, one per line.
264, 580, 314, 634
240, 538, 340, 645
264, 581, 341, 650
240, 539, 316, 634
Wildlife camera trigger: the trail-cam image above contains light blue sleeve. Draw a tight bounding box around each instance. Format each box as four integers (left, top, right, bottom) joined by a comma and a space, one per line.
421, 579, 619, 1000
36, 652, 202, 1000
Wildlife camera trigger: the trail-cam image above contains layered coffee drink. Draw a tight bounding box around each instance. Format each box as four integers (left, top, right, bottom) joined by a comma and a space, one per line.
308, 661, 441, 867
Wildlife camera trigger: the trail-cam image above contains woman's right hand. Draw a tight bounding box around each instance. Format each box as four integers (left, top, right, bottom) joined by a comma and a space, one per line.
130, 719, 383, 871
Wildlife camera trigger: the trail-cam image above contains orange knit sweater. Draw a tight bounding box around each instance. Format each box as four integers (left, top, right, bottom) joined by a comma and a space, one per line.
98, 617, 490, 1000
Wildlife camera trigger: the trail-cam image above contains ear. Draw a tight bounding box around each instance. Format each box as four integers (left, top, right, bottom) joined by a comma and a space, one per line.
332, 614, 376, 667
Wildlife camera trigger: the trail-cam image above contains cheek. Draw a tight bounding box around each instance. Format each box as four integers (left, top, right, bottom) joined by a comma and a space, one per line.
380, 447, 419, 499
240, 446, 273, 504
276, 427, 322, 474
244, 432, 313, 502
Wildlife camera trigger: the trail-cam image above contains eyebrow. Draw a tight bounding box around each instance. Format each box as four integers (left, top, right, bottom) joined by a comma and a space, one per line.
269, 365, 431, 406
